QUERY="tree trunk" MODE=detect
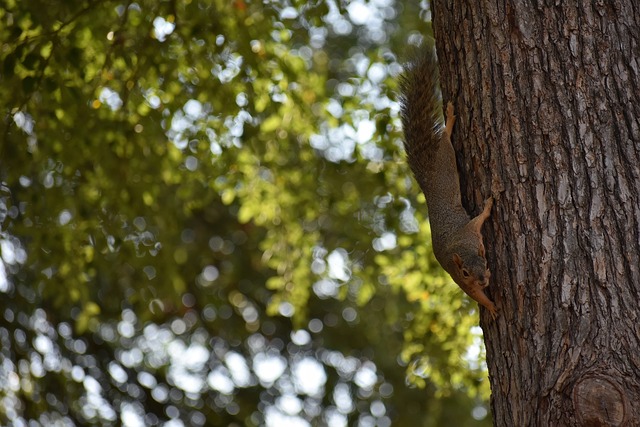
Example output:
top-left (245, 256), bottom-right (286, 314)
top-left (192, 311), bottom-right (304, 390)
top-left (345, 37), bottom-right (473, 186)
top-left (430, 1), bottom-right (640, 425)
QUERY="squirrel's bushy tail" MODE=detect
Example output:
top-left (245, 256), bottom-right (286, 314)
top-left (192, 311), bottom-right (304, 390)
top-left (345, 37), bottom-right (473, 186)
top-left (399, 47), bottom-right (443, 175)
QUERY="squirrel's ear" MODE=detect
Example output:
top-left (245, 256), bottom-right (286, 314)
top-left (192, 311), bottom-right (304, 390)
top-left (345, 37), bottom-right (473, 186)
top-left (478, 244), bottom-right (485, 258)
top-left (452, 253), bottom-right (463, 268)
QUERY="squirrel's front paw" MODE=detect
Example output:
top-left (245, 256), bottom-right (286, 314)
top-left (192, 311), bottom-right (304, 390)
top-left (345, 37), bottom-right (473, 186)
top-left (485, 302), bottom-right (498, 320)
top-left (484, 197), bottom-right (494, 210)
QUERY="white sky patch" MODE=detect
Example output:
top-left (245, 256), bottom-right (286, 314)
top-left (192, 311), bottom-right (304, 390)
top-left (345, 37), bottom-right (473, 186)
top-left (293, 357), bottom-right (326, 396)
top-left (137, 371), bottom-right (157, 389)
top-left (0, 239), bottom-right (16, 265)
top-left (264, 406), bottom-right (311, 427)
top-left (58, 209), bottom-right (72, 226)
top-left (347, 0), bottom-right (373, 25)
top-left (326, 99), bottom-right (343, 118)
top-left (121, 402), bottom-right (145, 427)
top-left (333, 383), bottom-right (354, 414)
top-left (354, 55), bottom-right (370, 77)
top-left (337, 82), bottom-right (355, 97)
top-left (331, 18), bottom-right (352, 35)
top-left (167, 342), bottom-right (210, 394)
top-left (71, 366), bottom-right (85, 382)
top-left (277, 394), bottom-right (303, 415)
top-left (170, 111), bottom-right (191, 134)
top-left (183, 99), bottom-right (203, 119)
top-left (355, 119), bottom-right (376, 143)
top-left (463, 326), bottom-right (486, 370)
top-left (207, 367), bottom-right (234, 394)
top-left (33, 335), bottom-right (53, 355)
top-left (366, 63), bottom-right (386, 83)
top-left (13, 111), bottom-right (34, 134)
top-left (225, 351), bottom-right (252, 387)
top-left (354, 362), bottom-right (377, 390)
top-left (327, 249), bottom-right (351, 282)
top-left (153, 17), bottom-right (175, 42)
top-left (170, 368), bottom-right (204, 394)
top-left (399, 204), bottom-right (419, 233)
top-left (99, 88), bottom-right (123, 111)
top-left (167, 337), bottom-right (186, 358)
top-left (278, 301), bottom-right (295, 318)
top-left (213, 53), bottom-right (243, 84)
top-left (372, 232), bottom-right (396, 252)
top-left (290, 330), bottom-right (310, 346)
top-left (253, 352), bottom-right (287, 385)
top-left (312, 278), bottom-right (338, 299)
top-left (472, 405), bottom-right (489, 420)
top-left (325, 409), bottom-right (348, 427)
top-left (117, 319), bottom-right (135, 339)
top-left (145, 91), bottom-right (161, 109)
top-left (311, 121), bottom-right (364, 162)
top-left (84, 376), bottom-right (117, 422)
top-left (202, 265), bottom-right (219, 282)
top-left (108, 362), bottom-right (128, 384)
top-left (371, 400), bottom-right (386, 417)
top-left (168, 99), bottom-right (213, 149)
top-left (182, 343), bottom-right (209, 371)
top-left (0, 260), bottom-right (8, 292)
top-left (280, 6), bottom-right (298, 19)
top-left (325, 352), bottom-right (359, 377)
top-left (119, 348), bottom-right (144, 368)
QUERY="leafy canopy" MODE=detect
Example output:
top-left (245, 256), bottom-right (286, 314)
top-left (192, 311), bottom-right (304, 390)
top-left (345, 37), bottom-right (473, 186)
top-left (0, 0), bottom-right (491, 425)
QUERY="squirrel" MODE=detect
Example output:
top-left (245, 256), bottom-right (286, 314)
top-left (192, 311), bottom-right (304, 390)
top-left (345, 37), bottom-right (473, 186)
top-left (399, 47), bottom-right (498, 320)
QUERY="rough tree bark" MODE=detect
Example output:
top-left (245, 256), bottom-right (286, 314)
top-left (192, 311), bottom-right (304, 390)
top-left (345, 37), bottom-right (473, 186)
top-left (430, 1), bottom-right (640, 425)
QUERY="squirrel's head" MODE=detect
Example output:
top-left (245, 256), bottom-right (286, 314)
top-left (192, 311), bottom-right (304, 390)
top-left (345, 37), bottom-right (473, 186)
top-left (452, 246), bottom-right (490, 288)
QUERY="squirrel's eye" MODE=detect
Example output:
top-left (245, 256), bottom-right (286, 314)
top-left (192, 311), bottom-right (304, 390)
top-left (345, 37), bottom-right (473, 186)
top-left (462, 270), bottom-right (470, 278)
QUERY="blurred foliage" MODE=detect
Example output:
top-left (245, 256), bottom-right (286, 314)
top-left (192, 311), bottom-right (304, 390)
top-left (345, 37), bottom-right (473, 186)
top-left (0, 0), bottom-right (491, 425)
